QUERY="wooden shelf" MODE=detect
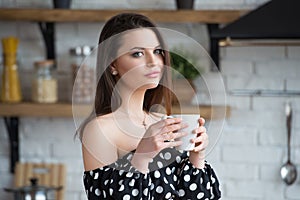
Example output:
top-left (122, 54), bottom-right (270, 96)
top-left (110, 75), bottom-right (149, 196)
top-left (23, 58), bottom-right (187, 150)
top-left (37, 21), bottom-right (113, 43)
top-left (0, 102), bottom-right (230, 119)
top-left (0, 8), bottom-right (247, 23)
top-left (0, 102), bottom-right (87, 117)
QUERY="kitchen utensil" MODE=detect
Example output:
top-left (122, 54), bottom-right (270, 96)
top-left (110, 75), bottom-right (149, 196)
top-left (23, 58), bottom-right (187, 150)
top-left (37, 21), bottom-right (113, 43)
top-left (280, 102), bottom-right (297, 185)
top-left (4, 177), bottom-right (62, 200)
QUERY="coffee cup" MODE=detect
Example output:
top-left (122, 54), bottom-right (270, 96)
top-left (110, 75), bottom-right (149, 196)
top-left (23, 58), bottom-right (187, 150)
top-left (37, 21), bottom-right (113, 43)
top-left (162, 114), bottom-right (199, 151)
top-left (174, 114), bottom-right (199, 151)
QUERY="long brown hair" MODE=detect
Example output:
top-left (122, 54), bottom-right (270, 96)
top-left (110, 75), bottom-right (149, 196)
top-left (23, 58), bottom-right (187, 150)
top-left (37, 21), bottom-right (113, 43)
top-left (77, 13), bottom-right (172, 139)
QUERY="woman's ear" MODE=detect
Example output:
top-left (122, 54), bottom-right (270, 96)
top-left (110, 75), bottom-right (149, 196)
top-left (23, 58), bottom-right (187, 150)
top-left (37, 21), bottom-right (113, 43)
top-left (110, 62), bottom-right (118, 76)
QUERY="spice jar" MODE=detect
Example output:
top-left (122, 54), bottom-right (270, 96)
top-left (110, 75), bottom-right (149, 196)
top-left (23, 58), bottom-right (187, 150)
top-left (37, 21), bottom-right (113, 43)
top-left (32, 60), bottom-right (58, 103)
top-left (70, 46), bottom-right (95, 104)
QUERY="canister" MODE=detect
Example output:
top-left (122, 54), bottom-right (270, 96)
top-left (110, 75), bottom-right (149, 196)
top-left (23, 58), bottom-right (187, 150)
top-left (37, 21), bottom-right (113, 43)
top-left (32, 60), bottom-right (58, 103)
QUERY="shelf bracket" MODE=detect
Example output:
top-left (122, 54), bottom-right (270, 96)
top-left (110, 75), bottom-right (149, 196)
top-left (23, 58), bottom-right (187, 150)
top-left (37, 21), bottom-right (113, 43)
top-left (38, 22), bottom-right (56, 61)
top-left (4, 117), bottom-right (19, 174)
top-left (207, 24), bottom-right (220, 71)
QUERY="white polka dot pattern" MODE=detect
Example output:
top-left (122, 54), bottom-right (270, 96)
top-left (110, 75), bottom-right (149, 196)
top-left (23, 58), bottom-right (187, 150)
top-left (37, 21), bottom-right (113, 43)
top-left (156, 186), bottom-right (163, 193)
top-left (197, 192), bottom-right (204, 199)
top-left (132, 189), bottom-right (139, 196)
top-left (184, 174), bottom-right (190, 182)
top-left (190, 183), bottom-right (197, 191)
top-left (83, 148), bottom-right (221, 199)
top-left (95, 189), bottom-right (100, 196)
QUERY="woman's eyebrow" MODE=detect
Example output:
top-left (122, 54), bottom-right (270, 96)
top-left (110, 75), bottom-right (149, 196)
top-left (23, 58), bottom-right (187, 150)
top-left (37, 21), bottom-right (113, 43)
top-left (129, 45), bottom-right (162, 51)
top-left (130, 47), bottom-right (145, 51)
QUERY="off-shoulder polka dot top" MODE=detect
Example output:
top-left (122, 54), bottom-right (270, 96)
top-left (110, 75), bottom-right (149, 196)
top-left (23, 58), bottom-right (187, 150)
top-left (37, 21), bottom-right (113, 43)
top-left (83, 148), bottom-right (221, 200)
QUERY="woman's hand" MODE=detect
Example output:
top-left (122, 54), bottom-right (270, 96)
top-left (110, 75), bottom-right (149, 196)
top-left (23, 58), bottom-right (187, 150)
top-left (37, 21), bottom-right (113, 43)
top-left (131, 117), bottom-right (188, 173)
top-left (189, 117), bottom-right (208, 169)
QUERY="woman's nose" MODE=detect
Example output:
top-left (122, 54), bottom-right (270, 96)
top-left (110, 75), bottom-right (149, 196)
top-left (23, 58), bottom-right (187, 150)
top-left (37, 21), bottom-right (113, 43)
top-left (146, 52), bottom-right (158, 68)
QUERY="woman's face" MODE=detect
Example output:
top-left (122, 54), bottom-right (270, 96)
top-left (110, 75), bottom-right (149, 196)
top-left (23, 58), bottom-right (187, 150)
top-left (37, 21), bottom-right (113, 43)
top-left (112, 28), bottom-right (165, 91)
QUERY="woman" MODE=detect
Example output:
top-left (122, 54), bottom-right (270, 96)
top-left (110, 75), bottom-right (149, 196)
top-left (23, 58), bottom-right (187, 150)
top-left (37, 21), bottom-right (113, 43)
top-left (79, 13), bottom-right (221, 199)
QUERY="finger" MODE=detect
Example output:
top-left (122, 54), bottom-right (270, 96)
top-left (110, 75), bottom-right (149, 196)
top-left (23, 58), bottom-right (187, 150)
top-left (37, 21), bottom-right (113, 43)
top-left (173, 131), bottom-right (188, 140)
top-left (191, 133), bottom-right (208, 144)
top-left (163, 140), bottom-right (183, 149)
top-left (193, 134), bottom-right (208, 150)
top-left (147, 118), bottom-right (182, 136)
top-left (161, 132), bottom-right (175, 142)
top-left (193, 139), bottom-right (208, 152)
top-left (192, 126), bottom-right (206, 134)
top-left (160, 122), bottom-right (188, 134)
top-left (193, 144), bottom-right (205, 152)
top-left (159, 117), bottom-right (182, 128)
top-left (198, 117), bottom-right (205, 126)
top-left (161, 131), bottom-right (188, 142)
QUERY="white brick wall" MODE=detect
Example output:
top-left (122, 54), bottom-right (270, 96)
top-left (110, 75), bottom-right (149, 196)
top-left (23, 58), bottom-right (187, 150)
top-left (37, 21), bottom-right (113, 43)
top-left (221, 43), bottom-right (300, 200)
top-left (1, 0), bottom-right (300, 200)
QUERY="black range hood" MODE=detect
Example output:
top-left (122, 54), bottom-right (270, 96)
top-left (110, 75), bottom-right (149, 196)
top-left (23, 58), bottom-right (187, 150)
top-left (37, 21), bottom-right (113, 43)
top-left (211, 0), bottom-right (300, 39)
top-left (208, 0), bottom-right (300, 70)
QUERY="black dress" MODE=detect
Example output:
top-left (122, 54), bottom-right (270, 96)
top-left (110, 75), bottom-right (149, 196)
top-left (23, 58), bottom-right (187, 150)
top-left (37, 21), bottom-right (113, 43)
top-left (83, 148), bottom-right (221, 200)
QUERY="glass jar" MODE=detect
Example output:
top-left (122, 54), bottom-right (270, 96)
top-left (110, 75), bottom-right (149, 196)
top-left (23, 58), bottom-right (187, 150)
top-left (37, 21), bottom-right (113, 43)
top-left (70, 46), bottom-right (95, 104)
top-left (32, 60), bottom-right (58, 103)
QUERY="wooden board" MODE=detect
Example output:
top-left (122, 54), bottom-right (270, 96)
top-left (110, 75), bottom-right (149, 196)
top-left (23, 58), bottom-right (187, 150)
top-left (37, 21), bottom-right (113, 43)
top-left (14, 162), bottom-right (66, 200)
top-left (0, 9), bottom-right (247, 23)
top-left (0, 102), bottom-right (230, 119)
top-left (0, 102), bottom-right (89, 117)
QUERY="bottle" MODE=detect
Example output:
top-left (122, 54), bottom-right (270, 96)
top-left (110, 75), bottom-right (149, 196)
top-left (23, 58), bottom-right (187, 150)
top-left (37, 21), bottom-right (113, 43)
top-left (32, 60), bottom-right (58, 103)
top-left (1, 37), bottom-right (22, 103)
top-left (70, 46), bottom-right (95, 104)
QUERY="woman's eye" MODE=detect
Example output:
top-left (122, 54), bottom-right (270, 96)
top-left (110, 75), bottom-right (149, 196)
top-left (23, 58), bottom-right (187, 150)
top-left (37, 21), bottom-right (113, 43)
top-left (154, 49), bottom-right (164, 56)
top-left (132, 52), bottom-right (144, 58)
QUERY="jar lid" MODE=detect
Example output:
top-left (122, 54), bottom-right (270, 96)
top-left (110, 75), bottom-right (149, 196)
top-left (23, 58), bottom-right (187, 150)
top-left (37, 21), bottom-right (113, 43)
top-left (69, 46), bottom-right (82, 56)
top-left (70, 46), bottom-right (93, 56)
top-left (34, 60), bottom-right (54, 68)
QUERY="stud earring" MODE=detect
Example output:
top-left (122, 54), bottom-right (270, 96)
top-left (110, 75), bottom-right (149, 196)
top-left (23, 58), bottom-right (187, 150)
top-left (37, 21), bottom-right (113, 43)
top-left (112, 71), bottom-right (118, 75)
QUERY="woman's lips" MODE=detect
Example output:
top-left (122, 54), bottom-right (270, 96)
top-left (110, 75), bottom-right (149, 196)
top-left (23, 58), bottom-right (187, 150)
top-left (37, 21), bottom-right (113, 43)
top-left (145, 71), bottom-right (161, 78)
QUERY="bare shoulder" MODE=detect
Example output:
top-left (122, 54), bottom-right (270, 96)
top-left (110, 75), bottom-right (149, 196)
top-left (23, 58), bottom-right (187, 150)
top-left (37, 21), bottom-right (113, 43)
top-left (82, 113), bottom-right (120, 151)
top-left (83, 113), bottom-right (116, 136)
top-left (82, 113), bottom-right (119, 170)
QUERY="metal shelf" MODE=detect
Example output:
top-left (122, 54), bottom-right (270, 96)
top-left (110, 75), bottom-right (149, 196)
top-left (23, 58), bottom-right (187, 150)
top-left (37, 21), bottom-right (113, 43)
top-left (229, 89), bottom-right (300, 97)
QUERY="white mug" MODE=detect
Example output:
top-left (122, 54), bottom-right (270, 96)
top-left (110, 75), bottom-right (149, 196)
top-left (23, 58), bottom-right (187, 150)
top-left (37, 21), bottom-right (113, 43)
top-left (162, 114), bottom-right (199, 151)
top-left (175, 114), bottom-right (199, 151)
